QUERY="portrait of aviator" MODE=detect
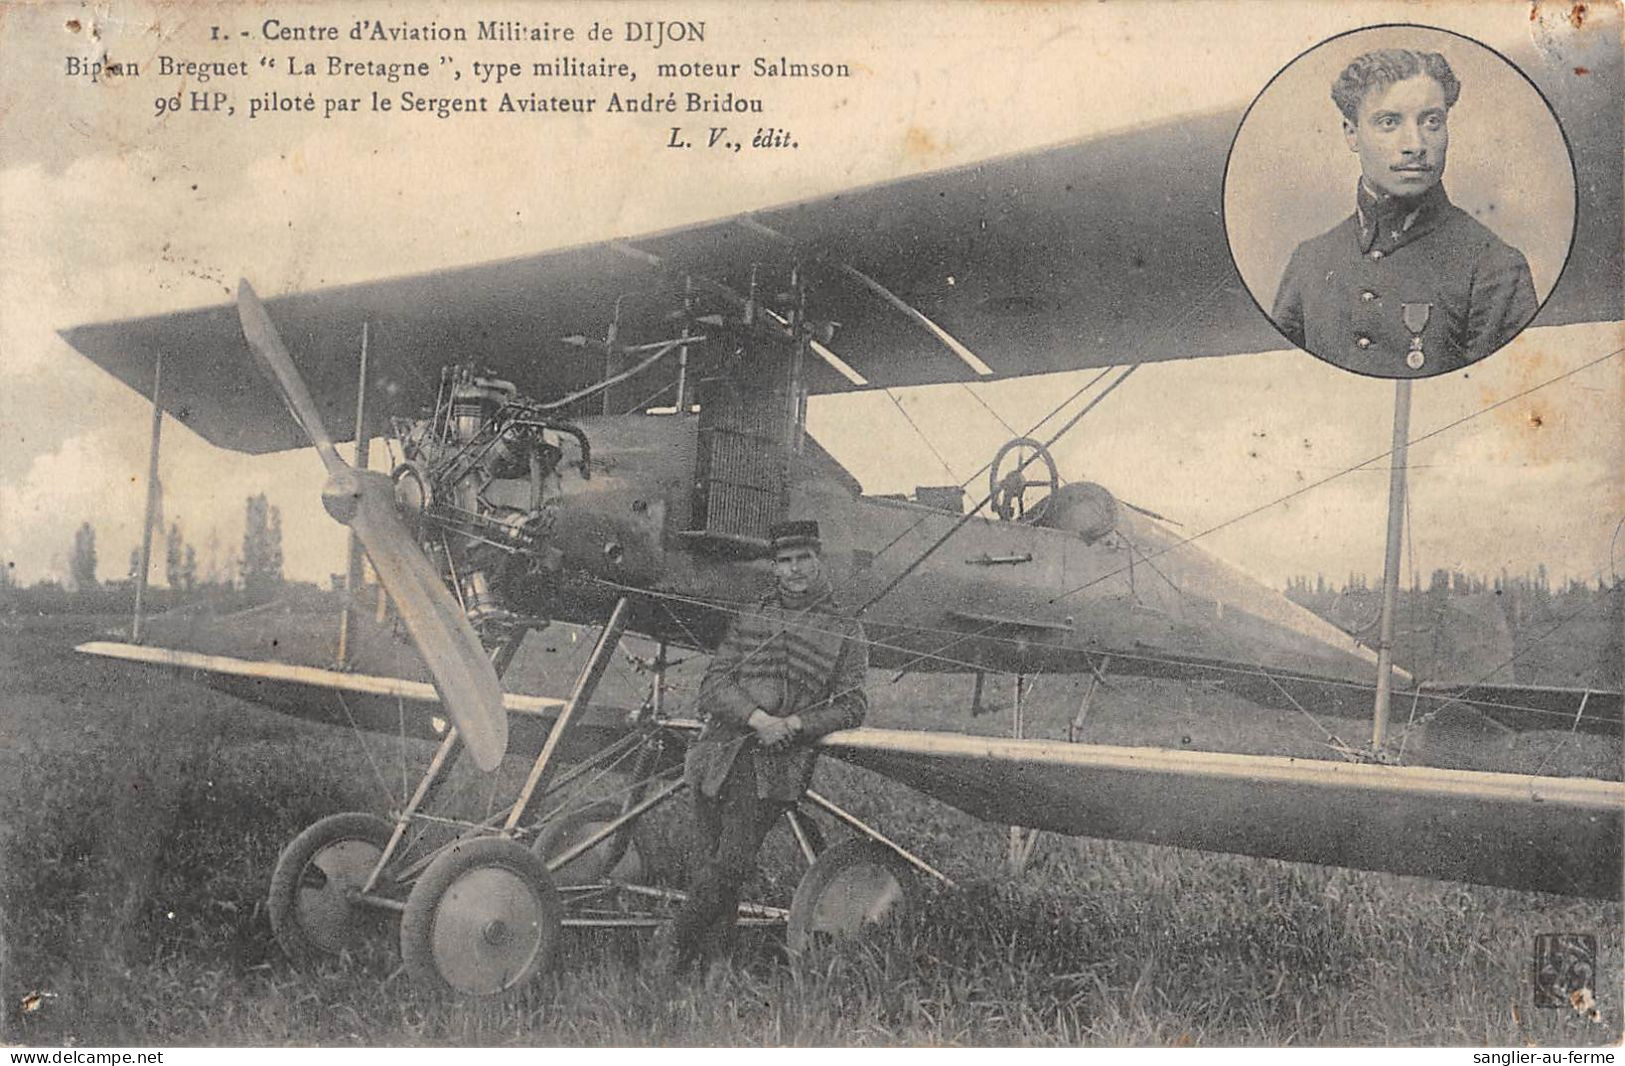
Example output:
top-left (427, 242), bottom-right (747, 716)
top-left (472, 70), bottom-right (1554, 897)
top-left (1226, 31), bottom-right (1574, 379)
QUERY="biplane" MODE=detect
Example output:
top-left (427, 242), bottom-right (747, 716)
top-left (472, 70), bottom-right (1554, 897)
top-left (58, 28), bottom-right (1623, 997)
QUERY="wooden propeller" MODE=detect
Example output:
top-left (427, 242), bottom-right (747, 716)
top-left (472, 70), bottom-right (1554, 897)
top-left (236, 280), bottom-right (509, 771)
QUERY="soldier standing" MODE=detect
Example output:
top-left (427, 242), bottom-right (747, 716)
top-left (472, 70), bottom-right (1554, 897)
top-left (660, 519), bottom-right (868, 973)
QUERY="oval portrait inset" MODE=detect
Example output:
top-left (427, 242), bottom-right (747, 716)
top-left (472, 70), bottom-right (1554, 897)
top-left (1224, 25), bottom-right (1575, 379)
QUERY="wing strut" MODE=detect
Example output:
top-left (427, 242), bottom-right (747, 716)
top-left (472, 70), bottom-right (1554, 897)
top-left (1371, 379), bottom-right (1414, 748)
top-left (131, 350), bottom-right (164, 643)
top-left (608, 241), bottom-right (868, 386)
top-left (738, 217), bottom-right (994, 377)
top-left (336, 321), bottom-right (370, 668)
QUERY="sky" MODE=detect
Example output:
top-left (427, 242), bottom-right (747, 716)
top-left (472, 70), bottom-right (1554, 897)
top-left (1, 0), bottom-right (1620, 592)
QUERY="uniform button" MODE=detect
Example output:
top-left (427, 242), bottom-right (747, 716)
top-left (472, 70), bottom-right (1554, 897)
top-left (1360, 290), bottom-right (1376, 302)
top-left (1369, 249), bottom-right (1384, 260)
top-left (1356, 336), bottom-right (1372, 349)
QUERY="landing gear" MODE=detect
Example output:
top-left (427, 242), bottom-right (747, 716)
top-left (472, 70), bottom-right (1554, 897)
top-left (266, 812), bottom-right (394, 963)
top-left (531, 800), bottom-right (653, 886)
top-left (267, 595), bottom-right (943, 996)
top-left (786, 839), bottom-right (921, 956)
top-left (989, 437), bottom-right (1060, 521)
top-left (400, 837), bottom-right (563, 996)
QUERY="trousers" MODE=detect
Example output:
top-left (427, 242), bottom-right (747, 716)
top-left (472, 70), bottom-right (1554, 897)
top-left (667, 750), bottom-right (791, 967)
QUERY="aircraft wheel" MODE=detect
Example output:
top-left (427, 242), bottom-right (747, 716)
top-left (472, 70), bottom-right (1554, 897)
top-left (530, 801), bottom-right (652, 886)
top-left (267, 812), bottom-right (394, 965)
top-left (400, 837), bottom-right (562, 996)
top-left (786, 838), bottom-right (920, 956)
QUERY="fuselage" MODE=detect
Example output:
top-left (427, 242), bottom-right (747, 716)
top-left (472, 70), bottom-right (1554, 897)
top-left (529, 412), bottom-right (1383, 690)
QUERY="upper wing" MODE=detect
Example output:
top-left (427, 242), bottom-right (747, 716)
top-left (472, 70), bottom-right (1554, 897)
top-left (56, 42), bottom-right (1623, 455)
top-left (59, 109), bottom-right (1261, 456)
top-left (824, 727), bottom-right (1624, 899)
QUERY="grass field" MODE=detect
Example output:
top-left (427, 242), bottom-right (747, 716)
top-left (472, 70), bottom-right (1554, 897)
top-left (0, 613), bottom-right (1619, 1047)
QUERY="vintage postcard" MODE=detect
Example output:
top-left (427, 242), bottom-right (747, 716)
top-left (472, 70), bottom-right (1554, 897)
top-left (1, 0), bottom-right (1620, 1051)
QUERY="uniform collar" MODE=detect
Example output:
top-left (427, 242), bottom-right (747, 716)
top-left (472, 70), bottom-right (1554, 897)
top-left (1355, 179), bottom-right (1449, 254)
top-left (773, 575), bottom-right (835, 612)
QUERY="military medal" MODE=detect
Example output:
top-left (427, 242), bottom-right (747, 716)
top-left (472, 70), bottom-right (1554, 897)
top-left (1401, 302), bottom-right (1432, 370)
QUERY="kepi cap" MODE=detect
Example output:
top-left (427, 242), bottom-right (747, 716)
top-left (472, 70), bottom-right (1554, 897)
top-left (769, 519), bottom-right (821, 552)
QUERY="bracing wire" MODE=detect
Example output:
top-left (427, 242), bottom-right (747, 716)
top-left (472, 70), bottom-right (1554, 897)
top-left (901, 346), bottom-right (1625, 672)
top-left (849, 365), bottom-right (1118, 579)
top-left (579, 573), bottom-right (1609, 731)
top-left (566, 344), bottom-right (1625, 736)
top-left (886, 390), bottom-right (960, 482)
top-left (859, 364), bottom-right (1139, 613)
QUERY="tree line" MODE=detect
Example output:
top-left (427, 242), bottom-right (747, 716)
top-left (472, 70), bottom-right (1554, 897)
top-left (1285, 568), bottom-right (1622, 689)
top-left (2, 494), bottom-right (288, 611)
top-left (1285, 564), bottom-right (1609, 601)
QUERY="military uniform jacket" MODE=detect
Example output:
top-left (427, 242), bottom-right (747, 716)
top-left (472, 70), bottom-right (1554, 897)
top-left (1271, 183), bottom-right (1537, 376)
top-left (684, 587), bottom-right (868, 802)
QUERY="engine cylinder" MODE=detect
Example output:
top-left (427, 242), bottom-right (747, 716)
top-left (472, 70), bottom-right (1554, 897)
top-left (450, 377), bottom-right (518, 442)
top-left (459, 568), bottom-right (505, 624)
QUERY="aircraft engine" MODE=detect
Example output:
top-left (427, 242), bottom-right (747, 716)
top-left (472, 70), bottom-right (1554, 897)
top-left (1036, 481), bottom-right (1118, 543)
top-left (388, 365), bottom-right (587, 632)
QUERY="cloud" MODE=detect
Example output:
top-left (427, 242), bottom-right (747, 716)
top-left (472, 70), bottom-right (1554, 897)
top-left (0, 412), bottom-right (344, 586)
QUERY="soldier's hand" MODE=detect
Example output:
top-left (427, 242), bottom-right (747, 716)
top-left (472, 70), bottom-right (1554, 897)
top-left (770, 715), bottom-right (805, 750)
top-left (748, 710), bottom-right (795, 749)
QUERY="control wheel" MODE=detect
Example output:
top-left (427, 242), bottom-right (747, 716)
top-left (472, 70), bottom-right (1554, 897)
top-left (989, 437), bottom-right (1060, 521)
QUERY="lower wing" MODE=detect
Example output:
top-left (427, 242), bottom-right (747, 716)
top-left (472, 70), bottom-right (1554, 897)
top-left (78, 640), bottom-right (1622, 898)
top-left (823, 727), bottom-right (1623, 899)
